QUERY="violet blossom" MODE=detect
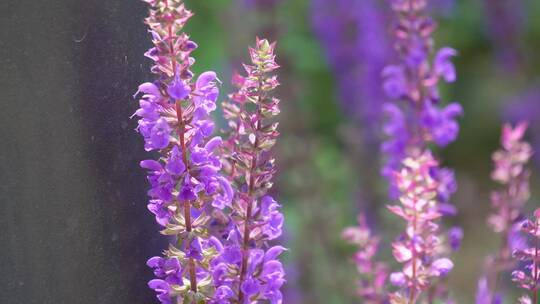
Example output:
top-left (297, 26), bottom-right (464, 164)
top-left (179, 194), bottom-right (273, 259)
top-left (512, 209), bottom-right (540, 304)
top-left (311, 0), bottom-right (391, 145)
top-left (342, 215), bottom-right (389, 303)
top-left (505, 85), bottom-right (540, 168)
top-left (477, 122), bottom-right (533, 304)
top-left (382, 0), bottom-right (463, 200)
top-left (382, 1), bottom-right (462, 302)
top-left (133, 1), bottom-right (232, 303)
top-left (212, 38), bottom-right (285, 304)
top-left (387, 152), bottom-right (454, 303)
top-left (482, 0), bottom-right (525, 71)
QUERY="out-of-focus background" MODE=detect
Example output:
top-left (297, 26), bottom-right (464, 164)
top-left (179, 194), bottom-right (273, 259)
top-left (1, 0), bottom-right (540, 303)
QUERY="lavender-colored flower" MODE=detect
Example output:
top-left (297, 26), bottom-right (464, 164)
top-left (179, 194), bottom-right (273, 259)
top-left (482, 0), bottom-right (525, 71)
top-left (381, 0), bottom-right (462, 201)
top-left (382, 2), bottom-right (462, 302)
top-left (448, 227), bottom-right (463, 251)
top-left (213, 38), bottom-right (285, 304)
top-left (311, 0), bottom-right (391, 144)
top-left (512, 209), bottom-right (540, 303)
top-left (387, 151), bottom-right (454, 303)
top-left (133, 1), bottom-right (232, 302)
top-left (504, 87), bottom-right (540, 167)
top-left (477, 122), bottom-right (533, 303)
top-left (489, 123), bottom-right (532, 231)
top-left (342, 215), bottom-right (389, 303)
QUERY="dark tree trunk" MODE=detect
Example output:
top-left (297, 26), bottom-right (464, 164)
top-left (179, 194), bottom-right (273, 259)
top-left (0, 1), bottom-right (164, 303)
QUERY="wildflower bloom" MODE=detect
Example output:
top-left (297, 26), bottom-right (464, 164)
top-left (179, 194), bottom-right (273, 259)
top-left (133, 0), bottom-right (231, 302)
top-left (212, 38), bottom-right (285, 304)
top-left (488, 122), bottom-right (532, 234)
top-left (311, 0), bottom-right (391, 144)
top-left (512, 209), bottom-right (540, 304)
top-left (387, 151), bottom-right (453, 303)
top-left (382, 0), bottom-right (463, 199)
top-left (505, 87), bottom-right (540, 167)
top-left (476, 122), bottom-right (532, 304)
top-left (342, 215), bottom-right (389, 303)
top-left (382, 1), bottom-right (461, 302)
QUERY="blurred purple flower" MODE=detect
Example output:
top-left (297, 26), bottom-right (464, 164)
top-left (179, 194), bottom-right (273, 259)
top-left (381, 0), bottom-right (462, 202)
top-left (312, 0), bottom-right (392, 144)
top-left (512, 209), bottom-right (540, 302)
top-left (381, 1), bottom-right (462, 301)
top-left (478, 122), bottom-right (533, 304)
top-left (504, 85), bottom-right (540, 167)
top-left (343, 214), bottom-right (389, 303)
top-left (421, 101), bottom-right (463, 147)
top-left (448, 227), bottom-right (463, 251)
top-left (482, 0), bottom-right (525, 71)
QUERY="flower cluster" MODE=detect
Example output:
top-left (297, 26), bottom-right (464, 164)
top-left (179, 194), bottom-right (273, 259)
top-left (512, 209), bottom-right (540, 304)
top-left (311, 0), bottom-right (391, 144)
top-left (210, 38), bottom-right (285, 304)
top-left (476, 122), bottom-right (532, 304)
top-left (488, 122), bottom-right (532, 235)
top-left (505, 87), bottom-right (540, 170)
top-left (483, 0), bottom-right (524, 71)
top-left (381, 1), bottom-right (462, 302)
top-left (381, 0), bottom-right (462, 201)
top-left (342, 215), bottom-right (389, 303)
top-left (133, 0), bottom-right (232, 303)
top-left (387, 152), bottom-right (454, 303)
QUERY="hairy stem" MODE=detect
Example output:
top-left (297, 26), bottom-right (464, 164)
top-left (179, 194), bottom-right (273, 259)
top-left (166, 0), bottom-right (196, 293)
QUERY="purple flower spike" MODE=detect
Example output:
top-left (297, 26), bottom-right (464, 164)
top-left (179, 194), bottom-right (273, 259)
top-left (477, 122), bottom-right (533, 303)
top-left (343, 214), bottom-right (389, 303)
top-left (133, 1), bottom-right (232, 302)
top-left (512, 209), bottom-right (540, 303)
top-left (387, 152), bottom-right (456, 301)
top-left (213, 38), bottom-right (286, 304)
top-left (311, 0), bottom-right (392, 146)
top-left (381, 2), bottom-right (463, 301)
top-left (381, 0), bottom-right (463, 203)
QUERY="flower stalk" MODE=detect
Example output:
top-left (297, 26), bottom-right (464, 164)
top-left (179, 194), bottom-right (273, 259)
top-left (133, 0), bottom-right (233, 303)
top-left (477, 122), bottom-right (532, 303)
top-left (211, 38), bottom-right (285, 304)
top-left (342, 215), bottom-right (389, 303)
top-left (382, 1), bottom-right (462, 302)
top-left (512, 209), bottom-right (540, 304)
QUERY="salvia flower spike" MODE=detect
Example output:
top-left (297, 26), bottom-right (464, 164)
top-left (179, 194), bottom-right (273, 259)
top-left (383, 1), bottom-right (461, 302)
top-left (512, 209), bottom-right (540, 304)
top-left (477, 122), bottom-right (532, 303)
top-left (133, 0), bottom-right (232, 303)
top-left (387, 151), bottom-right (453, 303)
top-left (382, 0), bottom-right (462, 201)
top-left (342, 215), bottom-right (389, 303)
top-left (212, 38), bottom-right (285, 304)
